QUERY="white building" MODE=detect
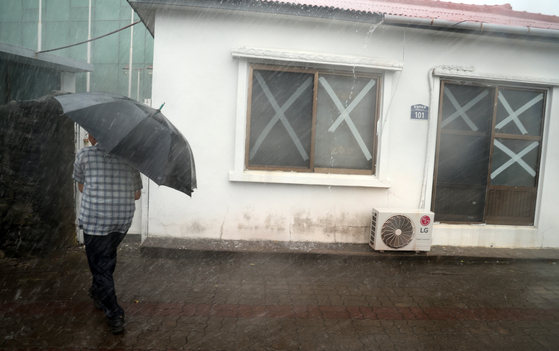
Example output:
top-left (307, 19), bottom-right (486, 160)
top-left (127, 0), bottom-right (559, 249)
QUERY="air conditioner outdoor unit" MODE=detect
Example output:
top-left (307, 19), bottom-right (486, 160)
top-left (369, 208), bottom-right (434, 252)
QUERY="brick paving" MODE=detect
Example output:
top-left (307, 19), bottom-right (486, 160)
top-left (2, 237), bottom-right (559, 350)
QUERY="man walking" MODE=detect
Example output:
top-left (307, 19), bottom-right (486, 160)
top-left (73, 134), bottom-right (142, 335)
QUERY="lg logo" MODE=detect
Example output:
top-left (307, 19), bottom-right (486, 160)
top-left (420, 216), bottom-right (431, 234)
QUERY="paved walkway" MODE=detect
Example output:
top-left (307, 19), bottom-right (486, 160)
top-left (2, 236), bottom-right (559, 350)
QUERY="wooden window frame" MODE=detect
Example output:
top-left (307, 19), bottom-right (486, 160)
top-left (245, 64), bottom-right (381, 176)
top-left (432, 80), bottom-right (547, 226)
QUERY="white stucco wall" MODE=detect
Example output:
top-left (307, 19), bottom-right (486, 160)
top-left (146, 7), bottom-right (559, 248)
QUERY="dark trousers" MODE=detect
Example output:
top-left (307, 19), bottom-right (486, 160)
top-left (84, 231), bottom-right (127, 319)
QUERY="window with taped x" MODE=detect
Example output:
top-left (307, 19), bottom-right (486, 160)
top-left (246, 64), bottom-right (380, 176)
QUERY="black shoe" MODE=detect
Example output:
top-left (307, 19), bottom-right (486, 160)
top-left (106, 315), bottom-right (125, 335)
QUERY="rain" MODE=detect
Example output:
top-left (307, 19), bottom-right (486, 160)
top-left (1, 0), bottom-right (559, 350)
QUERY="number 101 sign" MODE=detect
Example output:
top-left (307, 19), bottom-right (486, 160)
top-left (411, 104), bottom-right (429, 120)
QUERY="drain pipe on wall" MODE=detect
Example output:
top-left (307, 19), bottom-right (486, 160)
top-left (418, 68), bottom-right (437, 210)
top-left (37, 0), bottom-right (42, 52)
top-left (128, 9), bottom-right (134, 98)
top-left (86, 0), bottom-right (92, 92)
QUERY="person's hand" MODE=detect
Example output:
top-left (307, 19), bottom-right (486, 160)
top-left (135, 190), bottom-right (141, 200)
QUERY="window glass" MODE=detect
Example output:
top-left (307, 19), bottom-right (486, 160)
top-left (434, 130), bottom-right (491, 223)
top-left (490, 138), bottom-right (540, 187)
top-left (248, 69), bottom-right (314, 168)
top-left (434, 84), bottom-right (493, 222)
top-left (437, 134), bottom-right (490, 185)
top-left (246, 66), bottom-right (380, 174)
top-left (440, 84), bottom-right (493, 133)
top-left (496, 89), bottom-right (544, 136)
top-left (314, 75), bottom-right (377, 171)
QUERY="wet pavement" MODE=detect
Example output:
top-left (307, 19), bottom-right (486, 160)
top-left (2, 235), bottom-right (559, 351)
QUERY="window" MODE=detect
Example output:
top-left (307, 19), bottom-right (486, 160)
top-left (246, 65), bottom-right (380, 175)
top-left (432, 81), bottom-right (546, 225)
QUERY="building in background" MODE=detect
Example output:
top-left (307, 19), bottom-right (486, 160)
top-left (0, 41), bottom-right (92, 104)
top-left (0, 0), bottom-right (153, 103)
top-left (0, 0), bottom-right (154, 242)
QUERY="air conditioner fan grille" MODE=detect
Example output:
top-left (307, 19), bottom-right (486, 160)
top-left (381, 214), bottom-right (414, 249)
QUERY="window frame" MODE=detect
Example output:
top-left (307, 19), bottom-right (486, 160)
top-left (230, 48), bottom-right (403, 188)
top-left (245, 63), bottom-right (382, 176)
top-left (432, 79), bottom-right (547, 225)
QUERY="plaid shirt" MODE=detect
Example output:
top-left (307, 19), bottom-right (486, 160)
top-left (73, 144), bottom-right (143, 236)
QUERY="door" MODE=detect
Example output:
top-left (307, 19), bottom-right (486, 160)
top-left (432, 81), bottom-right (546, 225)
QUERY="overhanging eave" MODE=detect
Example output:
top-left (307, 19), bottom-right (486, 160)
top-left (0, 42), bottom-right (94, 73)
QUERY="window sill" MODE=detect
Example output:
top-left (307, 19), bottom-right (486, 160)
top-left (229, 170), bottom-right (391, 188)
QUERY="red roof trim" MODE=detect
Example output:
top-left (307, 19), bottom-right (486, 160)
top-left (262, 0), bottom-right (559, 29)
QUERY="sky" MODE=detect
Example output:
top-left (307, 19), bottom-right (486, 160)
top-left (446, 0), bottom-right (559, 16)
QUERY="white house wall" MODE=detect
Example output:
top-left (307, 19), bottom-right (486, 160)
top-left (148, 7), bottom-right (559, 248)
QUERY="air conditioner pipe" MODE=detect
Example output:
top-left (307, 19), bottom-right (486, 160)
top-left (383, 15), bottom-right (559, 39)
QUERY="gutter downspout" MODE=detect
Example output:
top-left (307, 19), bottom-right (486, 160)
top-left (383, 15), bottom-right (559, 39)
top-left (419, 68), bottom-right (437, 210)
top-left (128, 9), bottom-right (134, 98)
top-left (37, 0), bottom-right (42, 52)
top-left (86, 0), bottom-right (91, 92)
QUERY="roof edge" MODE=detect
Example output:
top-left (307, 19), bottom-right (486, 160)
top-left (373, 0), bottom-right (559, 22)
top-left (127, 0), bottom-right (383, 36)
top-left (127, 0), bottom-right (559, 40)
top-left (0, 42), bottom-right (94, 73)
top-left (128, 0), bottom-right (156, 37)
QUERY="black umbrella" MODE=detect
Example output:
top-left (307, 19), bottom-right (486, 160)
top-left (54, 92), bottom-right (196, 196)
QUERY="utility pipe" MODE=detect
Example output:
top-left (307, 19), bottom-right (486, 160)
top-left (37, 0), bottom-right (42, 51)
top-left (128, 9), bottom-right (134, 98)
top-left (383, 15), bottom-right (559, 39)
top-left (86, 0), bottom-right (91, 92)
top-left (418, 68), bottom-right (438, 210)
top-left (137, 70), bottom-right (140, 101)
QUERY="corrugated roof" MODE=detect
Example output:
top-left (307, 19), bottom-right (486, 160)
top-left (262, 0), bottom-right (559, 30)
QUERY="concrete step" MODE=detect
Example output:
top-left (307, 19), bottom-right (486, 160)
top-left (139, 236), bottom-right (559, 263)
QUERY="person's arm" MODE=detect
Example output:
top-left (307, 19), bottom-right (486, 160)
top-left (132, 170), bottom-right (143, 201)
top-left (73, 149), bottom-right (85, 191)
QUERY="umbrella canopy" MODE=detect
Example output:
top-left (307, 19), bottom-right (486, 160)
top-left (54, 92), bottom-right (196, 196)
